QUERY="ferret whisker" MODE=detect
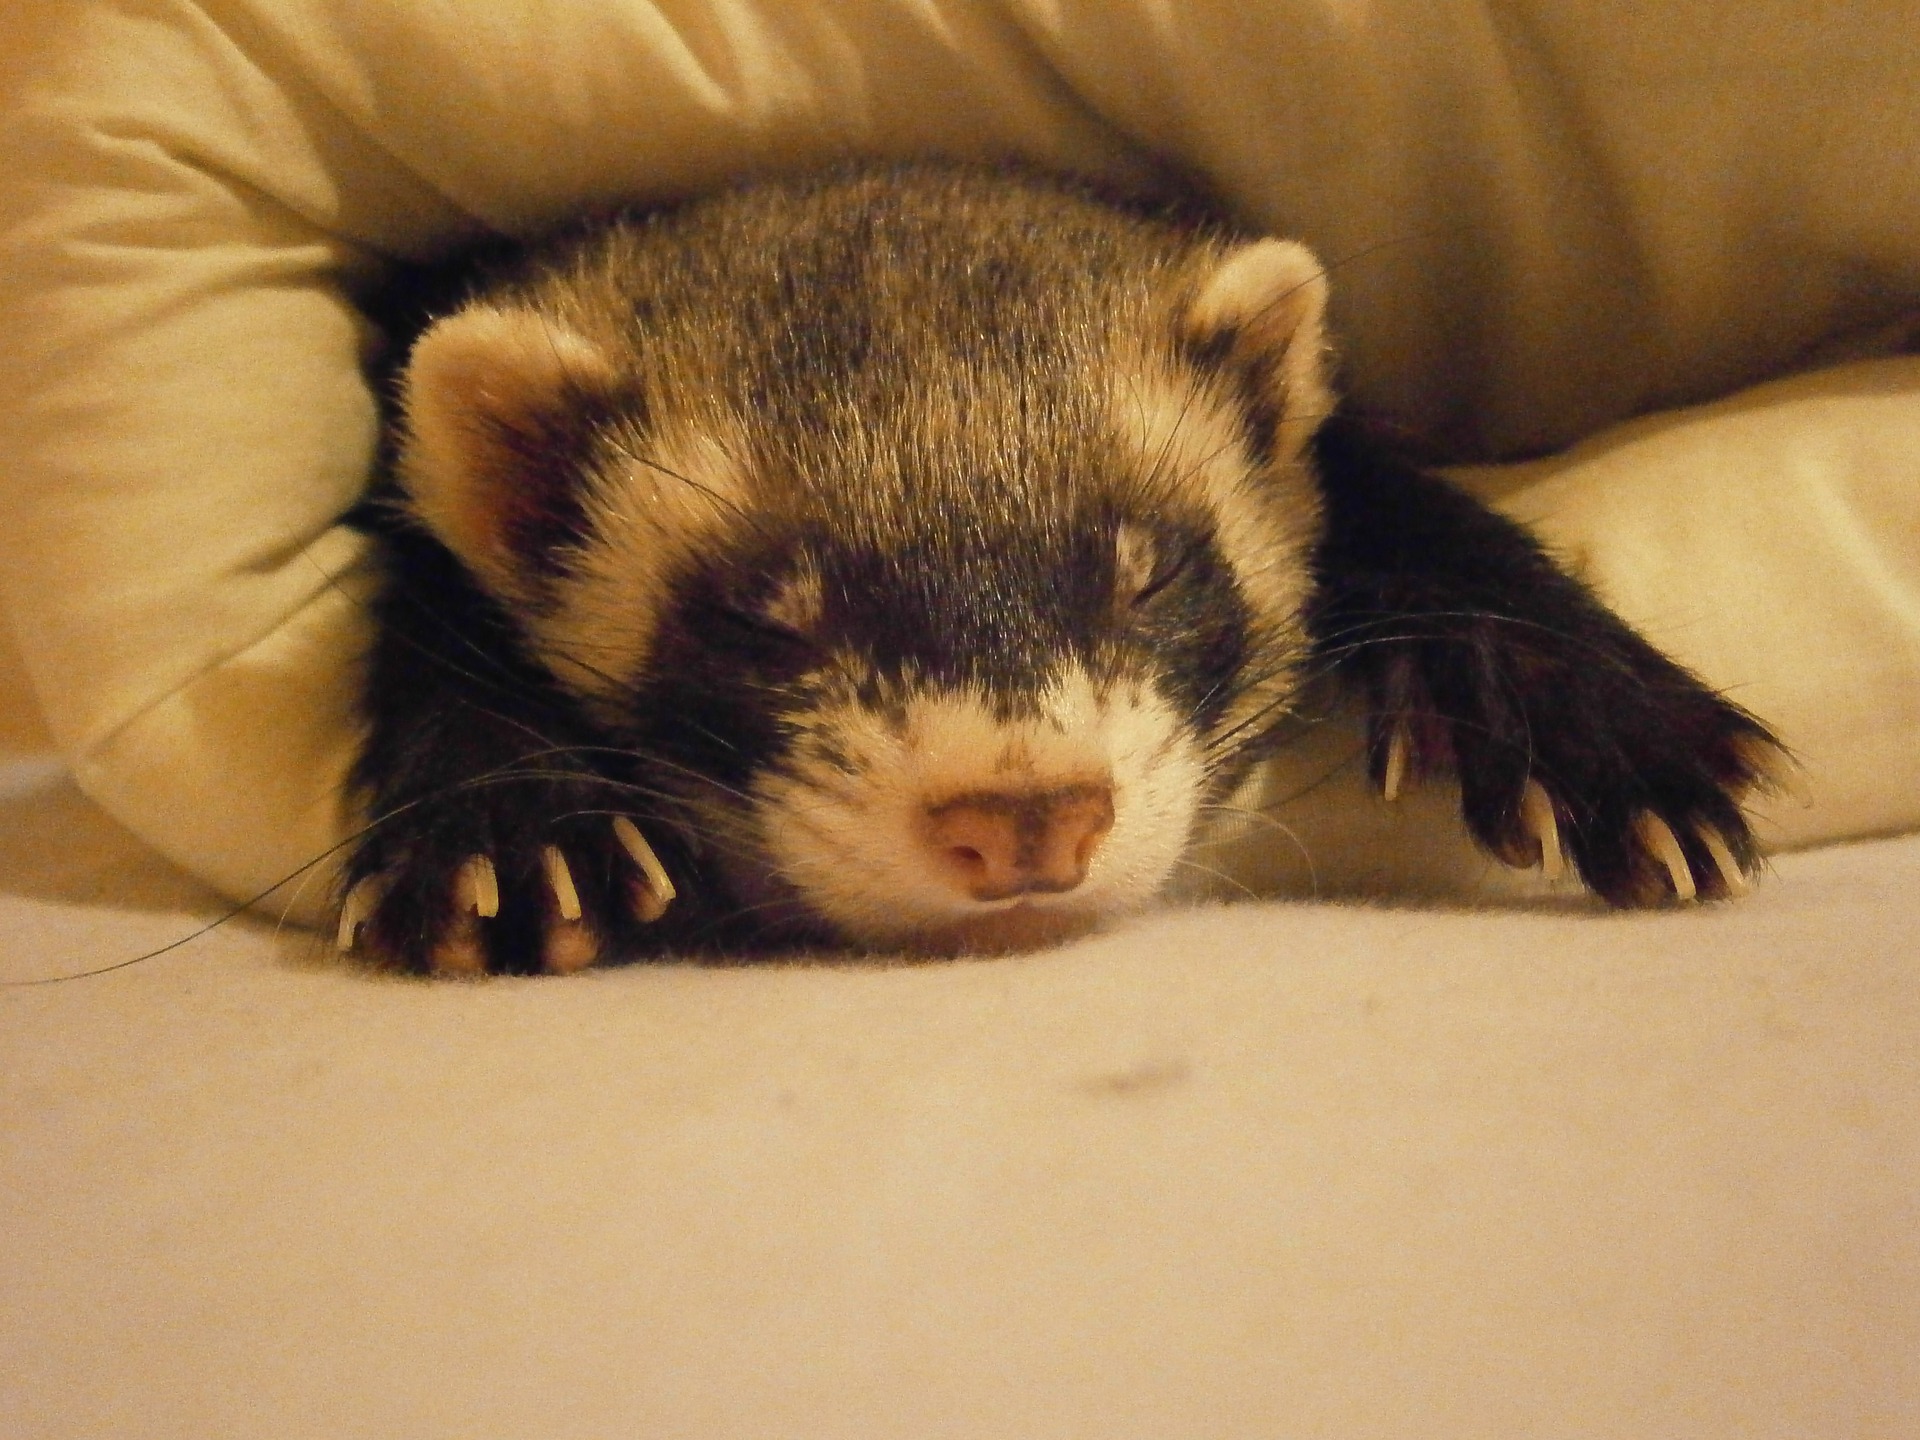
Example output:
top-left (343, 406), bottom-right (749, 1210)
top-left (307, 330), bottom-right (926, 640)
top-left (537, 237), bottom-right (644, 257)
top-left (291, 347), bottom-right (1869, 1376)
top-left (1205, 690), bottom-right (1573, 791)
top-left (1165, 854), bottom-right (1263, 901)
top-left (1133, 365), bottom-right (1204, 500)
top-left (1201, 678), bottom-right (1318, 755)
top-left (1233, 225), bottom-right (1471, 345)
top-left (298, 545), bottom-right (553, 711)
top-left (1161, 421), bottom-right (1249, 496)
top-left (394, 608), bottom-right (547, 697)
top-left (1206, 745), bottom-right (1377, 823)
top-left (1188, 802), bottom-right (1321, 894)
top-left (603, 435), bottom-right (786, 554)
top-left (1192, 649), bottom-right (1309, 724)
top-left (448, 705), bottom-right (595, 758)
top-left (540, 648), bottom-right (639, 697)
top-left (445, 734), bottom-right (765, 810)
top-left (1305, 608), bottom-right (1668, 680)
top-left (3, 800), bottom-right (433, 986)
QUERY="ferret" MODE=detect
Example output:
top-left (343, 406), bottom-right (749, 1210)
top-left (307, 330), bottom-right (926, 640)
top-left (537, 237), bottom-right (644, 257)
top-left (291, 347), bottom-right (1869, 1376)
top-left (339, 162), bottom-right (1778, 975)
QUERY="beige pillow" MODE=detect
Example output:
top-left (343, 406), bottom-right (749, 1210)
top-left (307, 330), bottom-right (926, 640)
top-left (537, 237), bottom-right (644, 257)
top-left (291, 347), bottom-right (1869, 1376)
top-left (1, 0), bottom-right (1915, 921)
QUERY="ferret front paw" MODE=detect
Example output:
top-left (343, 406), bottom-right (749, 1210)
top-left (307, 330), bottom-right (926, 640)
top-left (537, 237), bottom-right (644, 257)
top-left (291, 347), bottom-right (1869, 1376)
top-left (1366, 642), bottom-right (1782, 906)
top-left (338, 807), bottom-right (677, 976)
top-left (1309, 421), bottom-right (1785, 907)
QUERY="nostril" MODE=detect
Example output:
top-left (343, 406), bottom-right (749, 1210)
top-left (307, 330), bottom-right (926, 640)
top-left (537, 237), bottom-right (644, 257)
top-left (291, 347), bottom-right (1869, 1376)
top-left (1036, 787), bottom-right (1115, 893)
top-left (922, 782), bottom-right (1114, 902)
top-left (947, 844), bottom-right (987, 876)
top-left (923, 804), bottom-right (1024, 900)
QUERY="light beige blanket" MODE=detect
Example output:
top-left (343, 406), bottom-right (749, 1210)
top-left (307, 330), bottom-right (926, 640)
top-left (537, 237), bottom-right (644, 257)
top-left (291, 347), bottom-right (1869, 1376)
top-left (2, 722), bottom-right (1915, 1435)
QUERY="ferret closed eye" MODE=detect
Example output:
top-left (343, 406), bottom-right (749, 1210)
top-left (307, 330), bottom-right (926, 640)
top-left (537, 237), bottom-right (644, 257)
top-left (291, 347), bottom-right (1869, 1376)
top-left (340, 162), bottom-right (1780, 975)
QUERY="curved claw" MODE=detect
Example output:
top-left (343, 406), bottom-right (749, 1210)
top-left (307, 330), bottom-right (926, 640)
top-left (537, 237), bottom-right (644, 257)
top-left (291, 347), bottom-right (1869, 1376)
top-left (1699, 827), bottom-right (1750, 897)
top-left (336, 877), bottom-right (379, 952)
top-left (459, 854), bottom-right (500, 918)
top-left (542, 846), bottom-right (582, 922)
top-left (612, 816), bottom-right (676, 923)
top-left (1381, 725), bottom-right (1410, 803)
top-left (1518, 780), bottom-right (1566, 882)
top-left (1634, 813), bottom-right (1696, 903)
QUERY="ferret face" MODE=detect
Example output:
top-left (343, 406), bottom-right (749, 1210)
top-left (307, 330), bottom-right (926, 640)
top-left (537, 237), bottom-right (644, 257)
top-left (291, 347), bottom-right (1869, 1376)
top-left (395, 168), bottom-right (1333, 952)
top-left (631, 498), bottom-right (1252, 951)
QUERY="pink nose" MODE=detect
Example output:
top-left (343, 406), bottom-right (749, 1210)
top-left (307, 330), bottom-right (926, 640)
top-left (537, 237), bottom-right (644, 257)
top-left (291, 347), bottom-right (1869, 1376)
top-left (923, 783), bottom-right (1116, 902)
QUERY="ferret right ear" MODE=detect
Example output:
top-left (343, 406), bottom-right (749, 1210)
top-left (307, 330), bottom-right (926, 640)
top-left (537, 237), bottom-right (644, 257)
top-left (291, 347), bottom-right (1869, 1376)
top-left (398, 305), bottom-right (622, 604)
top-left (1183, 239), bottom-right (1334, 466)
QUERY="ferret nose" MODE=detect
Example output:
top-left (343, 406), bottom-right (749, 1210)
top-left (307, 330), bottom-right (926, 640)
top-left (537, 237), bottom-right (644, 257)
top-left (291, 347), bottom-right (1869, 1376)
top-left (923, 783), bottom-right (1115, 902)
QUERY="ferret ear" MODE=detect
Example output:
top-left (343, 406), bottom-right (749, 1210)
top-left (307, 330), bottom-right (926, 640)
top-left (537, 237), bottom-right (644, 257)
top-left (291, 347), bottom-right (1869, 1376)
top-left (1183, 239), bottom-right (1334, 465)
top-left (398, 304), bottom-right (622, 603)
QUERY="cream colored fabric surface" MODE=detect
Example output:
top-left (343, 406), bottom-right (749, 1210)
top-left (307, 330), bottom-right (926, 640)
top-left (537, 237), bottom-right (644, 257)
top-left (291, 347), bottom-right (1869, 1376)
top-left (2, 748), bottom-right (1916, 1437)
top-left (0, 0), bottom-right (1918, 920)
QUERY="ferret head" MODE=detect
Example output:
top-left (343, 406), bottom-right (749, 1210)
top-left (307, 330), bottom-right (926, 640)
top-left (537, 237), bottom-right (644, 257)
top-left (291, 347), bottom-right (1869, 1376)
top-left (395, 169), bottom-right (1331, 952)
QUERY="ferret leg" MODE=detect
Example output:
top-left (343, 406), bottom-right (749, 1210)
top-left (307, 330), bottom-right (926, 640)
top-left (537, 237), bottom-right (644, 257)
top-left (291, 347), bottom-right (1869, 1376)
top-left (343, 520), bottom-right (685, 973)
top-left (1308, 415), bottom-right (1780, 906)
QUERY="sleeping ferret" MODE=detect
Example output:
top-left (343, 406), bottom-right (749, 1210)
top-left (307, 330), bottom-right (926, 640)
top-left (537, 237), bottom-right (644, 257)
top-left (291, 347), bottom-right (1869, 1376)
top-left (338, 162), bottom-right (1779, 974)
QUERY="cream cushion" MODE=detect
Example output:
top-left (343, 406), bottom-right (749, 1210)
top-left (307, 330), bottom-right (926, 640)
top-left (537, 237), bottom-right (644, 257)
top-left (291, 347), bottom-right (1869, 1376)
top-left (0, 0), bottom-right (1916, 920)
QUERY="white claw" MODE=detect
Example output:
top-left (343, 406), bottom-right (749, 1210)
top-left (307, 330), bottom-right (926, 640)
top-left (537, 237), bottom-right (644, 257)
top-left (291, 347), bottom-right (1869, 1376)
top-left (336, 877), bottom-right (378, 952)
top-left (1700, 827), bottom-right (1750, 897)
top-left (1382, 726), bottom-right (1409, 803)
top-left (612, 816), bottom-right (677, 922)
top-left (1635, 814), bottom-right (1696, 902)
top-left (1520, 780), bottom-right (1566, 881)
top-left (542, 846), bottom-right (583, 922)
top-left (457, 855), bottom-right (500, 918)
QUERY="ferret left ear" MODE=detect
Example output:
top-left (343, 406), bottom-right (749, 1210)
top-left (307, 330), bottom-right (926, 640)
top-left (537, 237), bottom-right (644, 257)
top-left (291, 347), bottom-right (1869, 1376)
top-left (1184, 239), bottom-right (1334, 464)
top-left (398, 304), bottom-right (622, 605)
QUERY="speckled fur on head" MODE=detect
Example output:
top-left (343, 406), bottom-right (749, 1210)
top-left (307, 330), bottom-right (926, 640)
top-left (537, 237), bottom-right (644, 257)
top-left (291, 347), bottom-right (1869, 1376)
top-left (391, 164), bottom-right (1331, 952)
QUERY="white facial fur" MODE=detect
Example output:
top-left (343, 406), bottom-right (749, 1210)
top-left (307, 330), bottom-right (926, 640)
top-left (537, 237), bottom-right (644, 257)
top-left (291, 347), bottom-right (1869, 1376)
top-left (743, 662), bottom-right (1204, 951)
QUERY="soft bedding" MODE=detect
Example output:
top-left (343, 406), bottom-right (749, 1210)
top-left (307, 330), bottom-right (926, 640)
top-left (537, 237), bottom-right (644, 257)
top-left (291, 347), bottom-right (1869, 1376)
top-left (2, 722), bottom-right (1916, 1435)
top-left (1, 0), bottom-right (1918, 916)
top-left (2, 2), bottom-right (1918, 1433)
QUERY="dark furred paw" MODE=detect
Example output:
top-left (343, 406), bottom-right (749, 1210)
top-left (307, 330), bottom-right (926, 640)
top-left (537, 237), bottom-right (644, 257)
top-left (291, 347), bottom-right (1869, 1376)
top-left (339, 514), bottom-right (683, 974)
top-left (1358, 637), bottom-right (1776, 906)
top-left (1311, 416), bottom-right (1783, 906)
top-left (338, 779), bottom-right (677, 976)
